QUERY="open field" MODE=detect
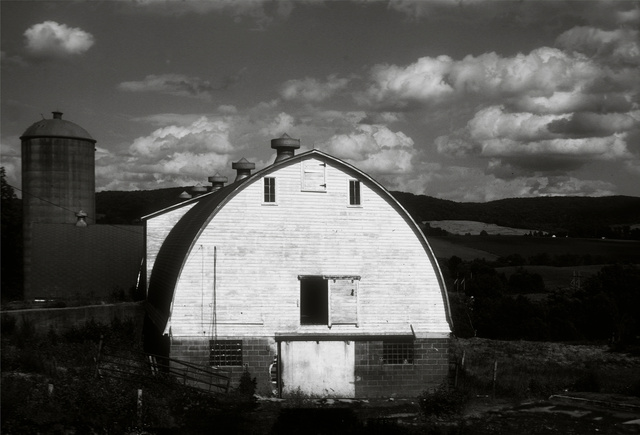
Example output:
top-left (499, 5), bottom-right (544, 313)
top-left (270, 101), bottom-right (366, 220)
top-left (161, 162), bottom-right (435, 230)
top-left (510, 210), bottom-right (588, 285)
top-left (428, 235), bottom-right (640, 263)
top-left (427, 220), bottom-right (532, 236)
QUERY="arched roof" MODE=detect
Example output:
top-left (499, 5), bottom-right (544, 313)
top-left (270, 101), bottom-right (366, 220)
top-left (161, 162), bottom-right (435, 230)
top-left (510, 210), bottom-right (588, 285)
top-left (145, 149), bottom-right (452, 332)
top-left (21, 112), bottom-right (95, 143)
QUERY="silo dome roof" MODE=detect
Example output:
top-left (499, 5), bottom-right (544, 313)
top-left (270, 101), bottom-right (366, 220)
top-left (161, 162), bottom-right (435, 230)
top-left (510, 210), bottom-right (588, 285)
top-left (20, 111), bottom-right (96, 143)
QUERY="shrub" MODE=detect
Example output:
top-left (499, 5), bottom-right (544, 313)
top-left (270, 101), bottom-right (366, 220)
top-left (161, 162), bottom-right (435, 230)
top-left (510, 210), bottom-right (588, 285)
top-left (418, 384), bottom-right (468, 418)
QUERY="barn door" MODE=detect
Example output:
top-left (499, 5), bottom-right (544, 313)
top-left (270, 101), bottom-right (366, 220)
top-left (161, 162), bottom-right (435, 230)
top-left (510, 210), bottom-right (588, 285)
top-left (281, 341), bottom-right (355, 398)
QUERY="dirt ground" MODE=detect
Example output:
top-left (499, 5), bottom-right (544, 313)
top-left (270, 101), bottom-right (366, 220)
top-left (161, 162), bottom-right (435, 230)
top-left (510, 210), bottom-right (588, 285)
top-left (200, 393), bottom-right (640, 435)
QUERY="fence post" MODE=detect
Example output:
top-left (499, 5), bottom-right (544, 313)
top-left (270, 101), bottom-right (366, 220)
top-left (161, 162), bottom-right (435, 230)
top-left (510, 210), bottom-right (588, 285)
top-left (492, 360), bottom-right (498, 400)
top-left (94, 335), bottom-right (104, 378)
top-left (137, 389), bottom-right (143, 428)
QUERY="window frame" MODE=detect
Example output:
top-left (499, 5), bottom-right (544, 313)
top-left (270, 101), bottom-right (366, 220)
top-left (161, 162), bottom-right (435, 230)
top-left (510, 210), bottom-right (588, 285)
top-left (210, 339), bottom-right (243, 367)
top-left (348, 179), bottom-right (361, 207)
top-left (382, 340), bottom-right (414, 365)
top-left (298, 275), bottom-right (360, 327)
top-left (263, 176), bottom-right (277, 204)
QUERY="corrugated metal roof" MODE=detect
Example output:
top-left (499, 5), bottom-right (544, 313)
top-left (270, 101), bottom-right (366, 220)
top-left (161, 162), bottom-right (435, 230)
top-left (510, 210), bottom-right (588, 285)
top-left (145, 149), bottom-right (452, 332)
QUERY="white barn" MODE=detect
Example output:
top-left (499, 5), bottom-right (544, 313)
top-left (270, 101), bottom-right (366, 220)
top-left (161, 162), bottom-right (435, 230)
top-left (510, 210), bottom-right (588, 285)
top-left (143, 136), bottom-right (452, 398)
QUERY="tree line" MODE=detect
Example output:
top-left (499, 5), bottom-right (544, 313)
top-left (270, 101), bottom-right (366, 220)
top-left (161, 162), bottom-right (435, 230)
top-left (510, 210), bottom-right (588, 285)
top-left (446, 256), bottom-right (640, 347)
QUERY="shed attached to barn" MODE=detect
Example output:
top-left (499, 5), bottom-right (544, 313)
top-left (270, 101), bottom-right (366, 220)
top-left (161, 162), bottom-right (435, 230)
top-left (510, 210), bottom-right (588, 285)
top-left (143, 137), bottom-right (452, 398)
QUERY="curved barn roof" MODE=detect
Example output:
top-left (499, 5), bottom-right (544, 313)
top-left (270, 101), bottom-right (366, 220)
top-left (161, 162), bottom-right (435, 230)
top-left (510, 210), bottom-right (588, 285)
top-left (145, 149), bottom-right (452, 332)
top-left (21, 112), bottom-right (96, 143)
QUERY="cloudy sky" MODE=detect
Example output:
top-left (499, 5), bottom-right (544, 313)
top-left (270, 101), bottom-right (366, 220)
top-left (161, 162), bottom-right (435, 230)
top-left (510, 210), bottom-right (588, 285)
top-left (2, 0), bottom-right (639, 202)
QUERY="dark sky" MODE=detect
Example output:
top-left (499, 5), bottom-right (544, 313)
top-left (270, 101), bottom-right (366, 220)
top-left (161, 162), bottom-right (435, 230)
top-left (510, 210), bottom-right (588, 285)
top-left (2, 0), bottom-right (639, 201)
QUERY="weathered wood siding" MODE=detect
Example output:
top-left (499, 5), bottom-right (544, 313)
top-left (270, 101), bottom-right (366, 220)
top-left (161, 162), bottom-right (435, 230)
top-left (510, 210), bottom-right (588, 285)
top-left (145, 203), bottom-right (197, 288)
top-left (168, 156), bottom-right (450, 339)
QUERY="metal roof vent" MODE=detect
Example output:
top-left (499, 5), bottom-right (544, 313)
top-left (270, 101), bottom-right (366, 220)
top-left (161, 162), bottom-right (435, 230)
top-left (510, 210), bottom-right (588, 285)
top-left (232, 158), bottom-right (255, 181)
top-left (191, 183), bottom-right (207, 197)
top-left (208, 173), bottom-right (228, 192)
top-left (271, 133), bottom-right (300, 163)
top-left (75, 210), bottom-right (88, 227)
top-left (178, 190), bottom-right (192, 200)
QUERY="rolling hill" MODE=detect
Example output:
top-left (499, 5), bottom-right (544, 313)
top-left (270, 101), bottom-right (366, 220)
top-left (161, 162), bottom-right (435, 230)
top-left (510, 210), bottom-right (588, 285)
top-left (96, 187), bottom-right (640, 239)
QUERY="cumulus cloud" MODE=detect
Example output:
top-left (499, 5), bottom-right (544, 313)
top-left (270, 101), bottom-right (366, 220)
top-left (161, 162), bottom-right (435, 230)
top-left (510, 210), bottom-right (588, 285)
top-left (320, 124), bottom-right (416, 176)
top-left (118, 74), bottom-right (217, 100)
top-left (436, 105), bottom-right (634, 176)
top-left (361, 48), bottom-right (605, 111)
top-left (280, 75), bottom-right (351, 102)
top-left (24, 21), bottom-right (94, 59)
top-left (96, 116), bottom-right (236, 190)
top-left (557, 26), bottom-right (640, 65)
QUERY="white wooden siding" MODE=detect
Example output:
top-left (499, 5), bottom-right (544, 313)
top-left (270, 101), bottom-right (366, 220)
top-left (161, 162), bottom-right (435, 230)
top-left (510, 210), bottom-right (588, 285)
top-left (145, 202), bottom-right (197, 289)
top-left (168, 156), bottom-right (450, 338)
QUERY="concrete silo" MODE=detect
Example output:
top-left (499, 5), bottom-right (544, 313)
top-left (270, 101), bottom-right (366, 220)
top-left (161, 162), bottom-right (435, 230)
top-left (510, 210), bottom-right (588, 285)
top-left (21, 111), bottom-right (96, 299)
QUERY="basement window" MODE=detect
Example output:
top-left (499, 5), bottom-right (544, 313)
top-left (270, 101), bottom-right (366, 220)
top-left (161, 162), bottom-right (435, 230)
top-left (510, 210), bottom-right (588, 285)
top-left (349, 180), bottom-right (361, 206)
top-left (264, 177), bottom-right (276, 203)
top-left (210, 340), bottom-right (243, 366)
top-left (383, 341), bottom-right (414, 364)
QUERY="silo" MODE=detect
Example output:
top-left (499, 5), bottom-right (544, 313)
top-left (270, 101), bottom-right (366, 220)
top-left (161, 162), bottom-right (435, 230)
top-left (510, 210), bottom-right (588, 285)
top-left (21, 111), bottom-right (96, 299)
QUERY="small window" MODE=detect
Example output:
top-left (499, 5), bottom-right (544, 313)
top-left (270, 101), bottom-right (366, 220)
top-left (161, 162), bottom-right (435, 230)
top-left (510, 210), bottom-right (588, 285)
top-left (210, 340), bottom-right (243, 366)
top-left (349, 180), bottom-right (361, 206)
top-left (300, 277), bottom-right (328, 325)
top-left (383, 341), bottom-right (414, 364)
top-left (264, 177), bottom-right (276, 203)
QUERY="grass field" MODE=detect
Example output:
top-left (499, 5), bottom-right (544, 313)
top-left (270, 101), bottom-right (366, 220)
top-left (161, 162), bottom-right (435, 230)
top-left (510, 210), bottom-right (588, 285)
top-left (427, 220), bottom-right (532, 236)
top-left (452, 338), bottom-right (640, 398)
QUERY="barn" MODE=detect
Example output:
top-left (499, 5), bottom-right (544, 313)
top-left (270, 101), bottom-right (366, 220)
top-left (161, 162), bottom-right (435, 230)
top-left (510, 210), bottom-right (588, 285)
top-left (143, 135), bottom-right (452, 398)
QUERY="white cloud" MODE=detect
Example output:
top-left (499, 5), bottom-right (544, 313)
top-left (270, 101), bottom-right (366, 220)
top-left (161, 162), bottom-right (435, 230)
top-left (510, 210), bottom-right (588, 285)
top-left (557, 26), bottom-right (640, 65)
top-left (320, 124), bottom-right (415, 176)
top-left (361, 48), bottom-right (604, 110)
top-left (436, 105), bottom-right (634, 175)
top-left (280, 75), bottom-right (351, 102)
top-left (96, 116), bottom-right (237, 190)
top-left (118, 74), bottom-right (215, 100)
top-left (24, 21), bottom-right (94, 59)
top-left (260, 112), bottom-right (296, 137)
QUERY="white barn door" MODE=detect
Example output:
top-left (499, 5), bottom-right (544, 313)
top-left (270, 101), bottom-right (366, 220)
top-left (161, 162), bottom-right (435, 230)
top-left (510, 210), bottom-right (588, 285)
top-left (281, 341), bottom-right (355, 398)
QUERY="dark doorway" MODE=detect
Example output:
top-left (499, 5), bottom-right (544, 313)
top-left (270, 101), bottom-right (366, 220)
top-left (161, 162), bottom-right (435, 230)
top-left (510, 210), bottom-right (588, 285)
top-left (300, 277), bottom-right (328, 325)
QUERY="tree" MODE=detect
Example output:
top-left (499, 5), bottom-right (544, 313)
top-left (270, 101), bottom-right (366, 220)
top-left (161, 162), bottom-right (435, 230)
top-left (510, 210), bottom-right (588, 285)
top-left (1, 167), bottom-right (23, 301)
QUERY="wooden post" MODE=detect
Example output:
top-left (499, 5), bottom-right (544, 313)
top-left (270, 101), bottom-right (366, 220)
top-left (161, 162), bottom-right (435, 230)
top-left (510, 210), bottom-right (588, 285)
top-left (137, 389), bottom-right (143, 427)
top-left (492, 360), bottom-right (498, 400)
top-left (94, 335), bottom-right (104, 378)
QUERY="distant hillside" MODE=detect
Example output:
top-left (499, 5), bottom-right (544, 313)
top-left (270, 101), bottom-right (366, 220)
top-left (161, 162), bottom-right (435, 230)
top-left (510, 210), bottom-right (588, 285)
top-left (391, 192), bottom-right (640, 238)
top-left (96, 188), bottom-right (640, 238)
top-left (96, 187), bottom-right (187, 224)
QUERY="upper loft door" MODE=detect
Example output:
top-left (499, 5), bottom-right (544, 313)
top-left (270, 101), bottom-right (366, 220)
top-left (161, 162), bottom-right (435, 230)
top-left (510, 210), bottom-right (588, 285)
top-left (301, 159), bottom-right (326, 192)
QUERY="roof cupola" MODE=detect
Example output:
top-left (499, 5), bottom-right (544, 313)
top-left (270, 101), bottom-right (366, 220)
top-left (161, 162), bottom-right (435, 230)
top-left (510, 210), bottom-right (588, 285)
top-left (271, 133), bottom-right (301, 163)
top-left (208, 173), bottom-right (228, 192)
top-left (232, 158), bottom-right (255, 181)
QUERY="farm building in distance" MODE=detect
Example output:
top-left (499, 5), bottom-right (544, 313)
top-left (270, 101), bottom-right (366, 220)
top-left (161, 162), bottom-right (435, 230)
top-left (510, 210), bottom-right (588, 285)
top-left (143, 135), bottom-right (453, 398)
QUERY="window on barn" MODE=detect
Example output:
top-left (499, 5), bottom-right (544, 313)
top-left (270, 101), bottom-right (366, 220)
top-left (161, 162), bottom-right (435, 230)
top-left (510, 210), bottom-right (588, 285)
top-left (348, 180), bottom-right (361, 206)
top-left (264, 177), bottom-right (276, 203)
top-left (301, 159), bottom-right (326, 192)
top-left (383, 341), bottom-right (414, 364)
top-left (299, 276), bottom-right (360, 326)
top-left (299, 277), bottom-right (328, 325)
top-left (210, 340), bottom-right (243, 366)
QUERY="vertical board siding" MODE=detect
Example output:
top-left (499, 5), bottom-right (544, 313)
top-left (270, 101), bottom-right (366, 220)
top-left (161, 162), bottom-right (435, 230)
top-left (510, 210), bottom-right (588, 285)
top-left (168, 157), bottom-right (450, 338)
